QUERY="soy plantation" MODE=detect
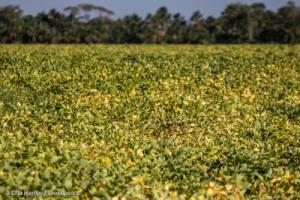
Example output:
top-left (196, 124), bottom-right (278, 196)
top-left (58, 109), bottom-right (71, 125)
top-left (0, 45), bottom-right (299, 199)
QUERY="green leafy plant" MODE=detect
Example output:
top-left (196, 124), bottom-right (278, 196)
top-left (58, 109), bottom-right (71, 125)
top-left (0, 45), bottom-right (299, 199)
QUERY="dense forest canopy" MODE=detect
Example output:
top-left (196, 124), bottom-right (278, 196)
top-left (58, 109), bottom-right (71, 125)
top-left (0, 1), bottom-right (299, 43)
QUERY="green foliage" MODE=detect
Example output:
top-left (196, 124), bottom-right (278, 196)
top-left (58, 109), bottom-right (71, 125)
top-left (0, 2), bottom-right (300, 44)
top-left (0, 45), bottom-right (300, 199)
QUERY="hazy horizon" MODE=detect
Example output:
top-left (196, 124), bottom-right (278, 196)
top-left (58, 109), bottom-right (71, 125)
top-left (1, 0), bottom-right (299, 18)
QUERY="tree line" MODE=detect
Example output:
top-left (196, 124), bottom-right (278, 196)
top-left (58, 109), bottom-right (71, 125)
top-left (0, 2), bottom-right (299, 44)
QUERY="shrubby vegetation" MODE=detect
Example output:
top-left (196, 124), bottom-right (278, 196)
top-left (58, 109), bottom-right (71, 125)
top-left (0, 1), bottom-right (300, 43)
top-left (0, 45), bottom-right (299, 199)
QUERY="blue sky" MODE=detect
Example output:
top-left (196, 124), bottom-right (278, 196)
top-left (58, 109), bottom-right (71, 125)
top-left (1, 0), bottom-right (299, 18)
